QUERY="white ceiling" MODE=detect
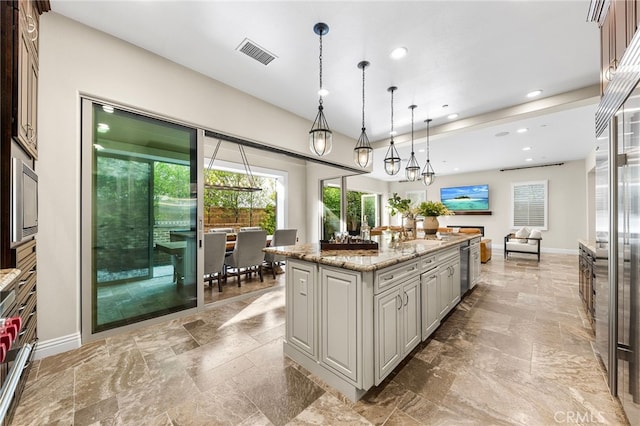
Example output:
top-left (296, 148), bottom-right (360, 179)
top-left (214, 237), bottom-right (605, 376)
top-left (51, 0), bottom-right (602, 180)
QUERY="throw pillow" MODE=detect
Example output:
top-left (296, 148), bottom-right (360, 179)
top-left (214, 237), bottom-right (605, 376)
top-left (528, 229), bottom-right (542, 245)
top-left (515, 227), bottom-right (530, 243)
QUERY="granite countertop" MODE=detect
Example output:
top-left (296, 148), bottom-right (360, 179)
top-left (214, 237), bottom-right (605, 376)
top-left (0, 269), bottom-right (21, 293)
top-left (578, 239), bottom-right (608, 259)
top-left (264, 234), bottom-right (476, 272)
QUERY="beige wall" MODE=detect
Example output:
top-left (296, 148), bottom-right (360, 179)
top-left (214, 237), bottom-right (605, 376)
top-left (389, 160), bottom-right (587, 252)
top-left (37, 13), bottom-right (355, 352)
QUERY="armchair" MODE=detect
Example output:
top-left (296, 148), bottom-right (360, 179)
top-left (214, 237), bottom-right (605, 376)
top-left (504, 231), bottom-right (542, 261)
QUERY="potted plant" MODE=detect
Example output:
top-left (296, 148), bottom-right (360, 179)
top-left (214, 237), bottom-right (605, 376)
top-left (387, 193), bottom-right (418, 238)
top-left (417, 200), bottom-right (454, 235)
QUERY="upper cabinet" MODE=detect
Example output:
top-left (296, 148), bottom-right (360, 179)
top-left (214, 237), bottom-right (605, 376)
top-left (14, 0), bottom-right (41, 159)
top-left (600, 0), bottom-right (640, 95)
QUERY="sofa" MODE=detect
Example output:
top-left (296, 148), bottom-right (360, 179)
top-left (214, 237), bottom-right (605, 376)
top-left (504, 227), bottom-right (542, 261)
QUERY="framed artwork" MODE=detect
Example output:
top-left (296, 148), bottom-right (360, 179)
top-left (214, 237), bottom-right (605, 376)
top-left (405, 190), bottom-right (426, 206)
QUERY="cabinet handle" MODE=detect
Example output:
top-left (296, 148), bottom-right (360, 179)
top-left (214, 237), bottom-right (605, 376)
top-left (430, 275), bottom-right (437, 279)
top-left (407, 266), bottom-right (416, 272)
top-left (18, 280), bottom-right (27, 288)
top-left (384, 275), bottom-right (394, 281)
top-left (404, 292), bottom-right (409, 306)
top-left (425, 259), bottom-right (432, 263)
top-left (396, 294), bottom-right (402, 310)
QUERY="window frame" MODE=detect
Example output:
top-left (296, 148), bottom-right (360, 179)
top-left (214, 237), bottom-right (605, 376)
top-left (510, 180), bottom-right (548, 230)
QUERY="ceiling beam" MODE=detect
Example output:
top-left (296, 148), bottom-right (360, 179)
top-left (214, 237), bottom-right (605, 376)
top-left (372, 84), bottom-right (600, 148)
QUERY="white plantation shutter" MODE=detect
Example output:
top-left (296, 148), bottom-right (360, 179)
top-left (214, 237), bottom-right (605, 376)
top-left (511, 181), bottom-right (548, 230)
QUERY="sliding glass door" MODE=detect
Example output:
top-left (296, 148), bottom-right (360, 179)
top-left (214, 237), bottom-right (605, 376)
top-left (82, 99), bottom-right (198, 336)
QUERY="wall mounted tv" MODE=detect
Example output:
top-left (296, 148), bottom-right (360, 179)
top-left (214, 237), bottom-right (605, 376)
top-left (440, 184), bottom-right (489, 211)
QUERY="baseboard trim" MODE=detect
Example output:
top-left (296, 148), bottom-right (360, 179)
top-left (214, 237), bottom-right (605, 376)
top-left (34, 332), bottom-right (81, 360)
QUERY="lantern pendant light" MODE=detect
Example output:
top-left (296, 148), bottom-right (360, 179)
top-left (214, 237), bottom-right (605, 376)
top-left (405, 105), bottom-right (420, 181)
top-left (421, 118), bottom-right (436, 186)
top-left (354, 61), bottom-right (372, 168)
top-left (383, 86), bottom-right (401, 175)
top-left (309, 22), bottom-right (332, 157)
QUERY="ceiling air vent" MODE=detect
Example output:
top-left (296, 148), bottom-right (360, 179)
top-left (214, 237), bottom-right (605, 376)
top-left (236, 38), bottom-right (277, 66)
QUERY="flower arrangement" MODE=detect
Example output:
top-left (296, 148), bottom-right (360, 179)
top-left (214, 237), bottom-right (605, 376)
top-left (417, 200), bottom-right (454, 217)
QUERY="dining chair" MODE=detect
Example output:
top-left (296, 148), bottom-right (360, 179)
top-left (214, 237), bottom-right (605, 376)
top-left (264, 228), bottom-right (297, 278)
top-left (204, 232), bottom-right (227, 292)
top-left (224, 230), bottom-right (267, 286)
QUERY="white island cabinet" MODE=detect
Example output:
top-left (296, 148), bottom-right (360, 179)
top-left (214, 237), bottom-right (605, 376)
top-left (268, 235), bottom-right (475, 401)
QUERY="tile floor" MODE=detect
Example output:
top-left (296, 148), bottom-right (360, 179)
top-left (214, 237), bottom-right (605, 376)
top-left (13, 253), bottom-right (630, 425)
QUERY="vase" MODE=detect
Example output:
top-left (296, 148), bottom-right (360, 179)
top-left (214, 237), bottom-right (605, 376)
top-left (404, 217), bottom-right (416, 239)
top-left (423, 216), bottom-right (439, 235)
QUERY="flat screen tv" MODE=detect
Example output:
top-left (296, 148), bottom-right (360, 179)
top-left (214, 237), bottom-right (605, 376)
top-left (440, 184), bottom-right (489, 211)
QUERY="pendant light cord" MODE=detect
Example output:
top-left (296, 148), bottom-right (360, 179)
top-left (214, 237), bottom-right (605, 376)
top-left (426, 119), bottom-right (431, 162)
top-left (361, 64), bottom-right (366, 130)
top-left (390, 89), bottom-right (395, 140)
top-left (319, 31), bottom-right (324, 106)
top-left (410, 107), bottom-right (415, 153)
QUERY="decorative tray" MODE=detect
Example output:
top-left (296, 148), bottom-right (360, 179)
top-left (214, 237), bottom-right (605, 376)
top-left (320, 240), bottom-right (379, 250)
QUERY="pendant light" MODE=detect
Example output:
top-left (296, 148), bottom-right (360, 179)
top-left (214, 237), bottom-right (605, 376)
top-left (309, 22), bottom-right (332, 157)
top-left (383, 86), bottom-right (401, 175)
top-left (354, 61), bottom-right (372, 168)
top-left (421, 118), bottom-right (436, 186)
top-left (405, 105), bottom-right (420, 181)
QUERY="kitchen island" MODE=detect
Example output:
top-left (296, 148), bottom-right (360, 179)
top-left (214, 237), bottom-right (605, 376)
top-left (263, 234), bottom-right (477, 401)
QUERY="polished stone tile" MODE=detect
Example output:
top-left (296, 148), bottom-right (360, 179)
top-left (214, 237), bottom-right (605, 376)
top-left (233, 365), bottom-right (325, 426)
top-left (289, 393), bottom-right (372, 425)
top-left (12, 253), bottom-right (629, 426)
top-left (167, 381), bottom-right (259, 424)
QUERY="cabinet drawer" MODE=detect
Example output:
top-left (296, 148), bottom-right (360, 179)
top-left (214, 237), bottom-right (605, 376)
top-left (375, 260), bottom-right (419, 294)
top-left (16, 270), bottom-right (36, 304)
top-left (421, 255), bottom-right (437, 272)
top-left (15, 238), bottom-right (36, 266)
top-left (437, 248), bottom-right (459, 263)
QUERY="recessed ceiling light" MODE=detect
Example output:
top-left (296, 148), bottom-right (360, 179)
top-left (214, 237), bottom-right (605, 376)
top-left (526, 89), bottom-right (543, 98)
top-left (517, 128), bottom-right (528, 133)
top-left (525, 158), bottom-right (533, 162)
top-left (102, 105), bottom-right (114, 113)
top-left (454, 167), bottom-right (459, 171)
top-left (318, 88), bottom-right (329, 97)
top-left (522, 146), bottom-right (531, 151)
top-left (447, 113), bottom-right (459, 120)
top-left (495, 131), bottom-right (510, 137)
top-left (390, 46), bottom-right (408, 59)
top-left (97, 123), bottom-right (110, 133)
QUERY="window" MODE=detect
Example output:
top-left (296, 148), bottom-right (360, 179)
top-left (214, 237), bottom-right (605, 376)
top-left (511, 180), bottom-right (548, 230)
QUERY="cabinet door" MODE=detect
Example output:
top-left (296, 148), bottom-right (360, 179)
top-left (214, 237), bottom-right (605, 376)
top-left (401, 277), bottom-right (421, 354)
top-left (438, 265), bottom-right (451, 318)
top-left (16, 14), bottom-right (38, 158)
top-left (375, 288), bottom-right (401, 384)
top-left (421, 271), bottom-right (439, 340)
top-left (320, 267), bottom-right (358, 382)
top-left (450, 259), bottom-right (461, 306)
top-left (470, 246), bottom-right (481, 288)
top-left (286, 261), bottom-right (316, 358)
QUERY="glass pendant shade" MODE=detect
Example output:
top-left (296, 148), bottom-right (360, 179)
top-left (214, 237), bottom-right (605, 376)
top-left (384, 142), bottom-right (401, 175)
top-left (384, 86), bottom-right (400, 175)
top-left (354, 60), bottom-right (372, 168)
top-left (354, 128), bottom-right (372, 168)
top-left (310, 22), bottom-right (332, 157)
top-left (422, 160), bottom-right (436, 186)
top-left (406, 154), bottom-right (420, 181)
top-left (405, 104), bottom-right (420, 181)
top-left (421, 118), bottom-right (435, 186)
top-left (309, 105), bottom-right (332, 156)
